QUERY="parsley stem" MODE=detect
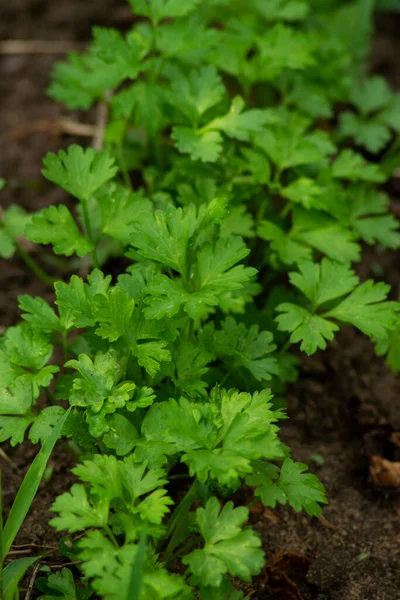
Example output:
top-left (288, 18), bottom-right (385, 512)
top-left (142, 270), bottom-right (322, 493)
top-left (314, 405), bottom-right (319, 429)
top-left (246, 497), bottom-right (260, 510)
top-left (164, 534), bottom-right (202, 566)
top-left (117, 144), bottom-right (132, 191)
top-left (16, 242), bottom-right (55, 287)
top-left (105, 525), bottom-right (119, 548)
top-left (220, 368), bottom-right (233, 388)
top-left (81, 199), bottom-right (99, 269)
top-left (61, 330), bottom-right (68, 362)
top-left (279, 336), bottom-right (292, 355)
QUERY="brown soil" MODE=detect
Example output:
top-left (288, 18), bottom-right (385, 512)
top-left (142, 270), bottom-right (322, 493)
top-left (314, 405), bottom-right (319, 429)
top-left (1, 3), bottom-right (400, 599)
top-left (250, 328), bottom-right (400, 600)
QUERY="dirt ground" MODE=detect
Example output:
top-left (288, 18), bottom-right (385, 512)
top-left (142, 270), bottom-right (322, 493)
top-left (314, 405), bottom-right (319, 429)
top-left (1, 2), bottom-right (400, 599)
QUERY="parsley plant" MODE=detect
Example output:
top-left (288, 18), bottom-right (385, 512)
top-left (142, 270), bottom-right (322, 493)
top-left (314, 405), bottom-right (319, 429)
top-left (1, 1), bottom-right (400, 598)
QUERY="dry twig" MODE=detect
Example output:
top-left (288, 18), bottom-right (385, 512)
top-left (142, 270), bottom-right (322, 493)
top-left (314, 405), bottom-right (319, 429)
top-left (0, 40), bottom-right (84, 54)
top-left (6, 119), bottom-right (96, 143)
top-left (24, 561), bottom-right (42, 600)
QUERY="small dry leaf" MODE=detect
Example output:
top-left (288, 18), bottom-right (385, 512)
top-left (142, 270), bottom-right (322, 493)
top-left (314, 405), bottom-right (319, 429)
top-left (263, 507), bottom-right (281, 522)
top-left (318, 515), bottom-right (335, 530)
top-left (249, 501), bottom-right (264, 516)
top-left (389, 432), bottom-right (400, 448)
top-left (370, 455), bottom-right (400, 489)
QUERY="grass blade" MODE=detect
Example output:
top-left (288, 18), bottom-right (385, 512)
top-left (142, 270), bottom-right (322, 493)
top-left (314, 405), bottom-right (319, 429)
top-left (3, 556), bottom-right (38, 600)
top-left (2, 409), bottom-right (70, 557)
top-left (0, 470), bottom-right (3, 599)
top-left (128, 526), bottom-right (147, 600)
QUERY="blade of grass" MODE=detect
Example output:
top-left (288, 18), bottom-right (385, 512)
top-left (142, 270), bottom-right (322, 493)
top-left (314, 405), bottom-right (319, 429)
top-left (0, 470), bottom-right (3, 599)
top-left (351, 0), bottom-right (375, 58)
top-left (128, 526), bottom-right (147, 600)
top-left (2, 409), bottom-right (70, 557)
top-left (161, 481), bottom-right (199, 564)
top-left (3, 556), bottom-right (38, 600)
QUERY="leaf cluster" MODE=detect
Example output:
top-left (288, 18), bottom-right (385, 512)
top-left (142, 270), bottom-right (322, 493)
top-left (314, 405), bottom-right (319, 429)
top-left (0, 0), bottom-right (399, 598)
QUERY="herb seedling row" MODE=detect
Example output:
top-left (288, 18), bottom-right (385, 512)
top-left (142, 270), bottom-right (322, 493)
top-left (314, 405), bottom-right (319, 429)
top-left (1, 1), bottom-right (400, 598)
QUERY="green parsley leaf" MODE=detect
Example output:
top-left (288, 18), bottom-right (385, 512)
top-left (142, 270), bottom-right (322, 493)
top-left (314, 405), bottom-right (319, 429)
top-left (98, 184), bottom-right (152, 243)
top-left (348, 186), bottom-right (400, 249)
top-left (276, 259), bottom-right (398, 352)
top-left (50, 484), bottom-right (109, 532)
top-left (166, 65), bottom-right (225, 124)
top-left (0, 379), bottom-right (33, 416)
top-left (135, 341), bottom-right (171, 378)
top-left (248, 458), bottom-right (327, 517)
top-left (18, 295), bottom-right (61, 332)
top-left (129, 0), bottom-right (200, 24)
top-left (3, 324), bottom-right (53, 371)
top-left (350, 75), bottom-right (392, 116)
top-left (204, 96), bottom-right (272, 142)
top-left (288, 259), bottom-right (359, 308)
top-left (172, 127), bottom-right (223, 163)
top-left (204, 318), bottom-right (278, 382)
top-left (275, 303), bottom-right (339, 355)
top-left (0, 416), bottom-right (33, 446)
top-left (249, 24), bottom-right (315, 81)
top-left (183, 497), bottom-right (264, 587)
top-left (281, 178), bottom-right (323, 210)
top-left (55, 271), bottom-right (111, 330)
top-left (325, 280), bottom-right (398, 340)
top-left (42, 145), bottom-right (117, 202)
top-left (0, 205), bottom-right (30, 259)
top-left (254, 0), bottom-right (309, 21)
top-left (173, 340), bottom-right (212, 397)
top-left (196, 236), bottom-right (257, 294)
top-left (112, 81), bottom-right (166, 135)
top-left (332, 149), bottom-right (386, 183)
top-left (339, 111), bottom-right (391, 153)
top-left (25, 205), bottom-right (92, 257)
top-left (130, 204), bottom-right (198, 274)
top-left (29, 406), bottom-right (66, 444)
top-left (36, 567), bottom-right (91, 600)
top-left (102, 413), bottom-right (139, 456)
top-left (277, 458), bottom-right (327, 516)
top-left (92, 287), bottom-right (135, 342)
top-left (78, 531), bottom-right (190, 599)
top-left (258, 220), bottom-right (312, 265)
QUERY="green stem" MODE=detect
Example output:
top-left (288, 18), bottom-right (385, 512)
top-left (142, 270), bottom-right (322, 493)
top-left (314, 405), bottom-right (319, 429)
top-left (256, 197), bottom-right (268, 225)
top-left (16, 243), bottom-right (55, 287)
top-left (81, 199), bottom-right (99, 269)
top-left (105, 525), bottom-right (119, 549)
top-left (165, 534), bottom-right (202, 566)
top-left (118, 144), bottom-right (132, 191)
top-left (220, 368), bottom-right (233, 388)
top-left (278, 336), bottom-right (292, 355)
top-left (246, 497), bottom-right (260, 510)
top-left (280, 201), bottom-right (292, 219)
top-left (61, 330), bottom-right (68, 363)
top-left (168, 474), bottom-right (192, 481)
top-left (44, 388), bottom-right (56, 406)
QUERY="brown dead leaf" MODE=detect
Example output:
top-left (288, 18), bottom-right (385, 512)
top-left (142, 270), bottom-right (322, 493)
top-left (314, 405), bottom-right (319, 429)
top-left (318, 515), bottom-right (335, 530)
top-left (249, 502), bottom-right (281, 522)
top-left (249, 501), bottom-right (264, 516)
top-left (370, 455), bottom-right (400, 489)
top-left (264, 507), bottom-right (281, 522)
top-left (263, 552), bottom-right (311, 600)
top-left (389, 432), bottom-right (400, 448)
